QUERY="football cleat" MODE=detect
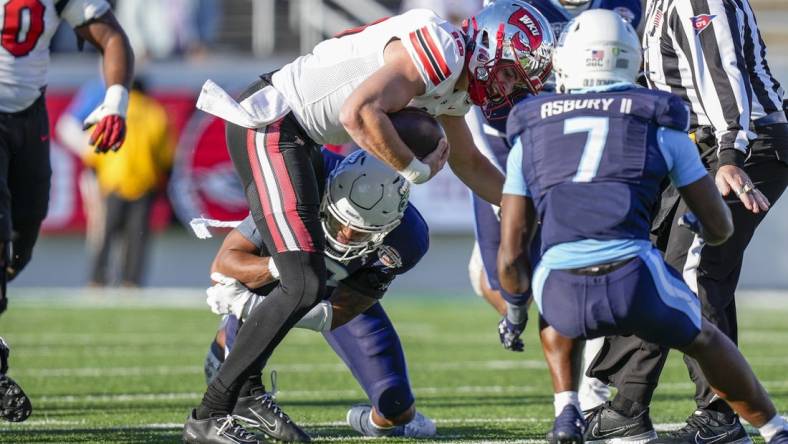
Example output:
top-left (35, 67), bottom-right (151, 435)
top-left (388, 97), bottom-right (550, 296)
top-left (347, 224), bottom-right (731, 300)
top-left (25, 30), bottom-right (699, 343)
top-left (0, 374), bottom-right (31, 422)
top-left (548, 405), bottom-right (587, 444)
top-left (391, 410), bottom-right (437, 438)
top-left (584, 402), bottom-right (657, 444)
top-left (347, 404), bottom-right (392, 437)
top-left (183, 409), bottom-right (260, 444)
top-left (651, 409), bottom-right (752, 444)
top-left (232, 392), bottom-right (310, 442)
top-left (498, 317), bottom-right (526, 352)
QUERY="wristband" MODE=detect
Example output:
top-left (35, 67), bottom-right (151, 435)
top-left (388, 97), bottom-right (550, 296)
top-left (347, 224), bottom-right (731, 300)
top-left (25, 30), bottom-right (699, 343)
top-left (717, 148), bottom-right (746, 168)
top-left (267, 258), bottom-right (280, 280)
top-left (398, 157), bottom-right (431, 184)
top-left (104, 84), bottom-right (129, 117)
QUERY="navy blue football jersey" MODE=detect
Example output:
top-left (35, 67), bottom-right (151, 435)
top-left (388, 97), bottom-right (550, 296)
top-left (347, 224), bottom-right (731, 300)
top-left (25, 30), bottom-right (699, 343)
top-left (504, 87), bottom-right (703, 252)
top-left (238, 148), bottom-right (429, 299)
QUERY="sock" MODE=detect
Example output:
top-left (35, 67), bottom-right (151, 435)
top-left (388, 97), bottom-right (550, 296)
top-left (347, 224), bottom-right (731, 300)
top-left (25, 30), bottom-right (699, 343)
top-left (369, 409), bottom-right (395, 436)
top-left (554, 391), bottom-right (580, 417)
top-left (611, 394), bottom-right (647, 418)
top-left (759, 414), bottom-right (788, 442)
top-left (295, 301), bottom-right (333, 332)
top-left (506, 302), bottom-right (528, 327)
top-left (196, 378), bottom-right (240, 419)
top-left (705, 398), bottom-right (735, 420)
top-left (238, 374), bottom-right (265, 398)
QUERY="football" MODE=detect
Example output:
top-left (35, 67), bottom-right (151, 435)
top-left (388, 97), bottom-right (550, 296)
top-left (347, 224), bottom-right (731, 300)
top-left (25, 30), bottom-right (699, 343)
top-left (388, 107), bottom-right (444, 159)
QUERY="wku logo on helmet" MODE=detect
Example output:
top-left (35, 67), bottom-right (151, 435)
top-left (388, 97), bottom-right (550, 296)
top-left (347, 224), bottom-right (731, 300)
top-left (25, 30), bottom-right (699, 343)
top-left (690, 14), bottom-right (716, 34)
top-left (508, 8), bottom-right (543, 49)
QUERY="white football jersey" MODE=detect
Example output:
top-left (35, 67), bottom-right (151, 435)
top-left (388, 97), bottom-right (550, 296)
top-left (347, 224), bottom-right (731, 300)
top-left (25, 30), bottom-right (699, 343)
top-left (0, 0), bottom-right (110, 112)
top-left (272, 9), bottom-right (470, 145)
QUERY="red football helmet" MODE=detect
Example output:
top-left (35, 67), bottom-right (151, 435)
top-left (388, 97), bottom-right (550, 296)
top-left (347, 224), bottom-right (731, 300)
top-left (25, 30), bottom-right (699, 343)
top-left (463, 1), bottom-right (555, 115)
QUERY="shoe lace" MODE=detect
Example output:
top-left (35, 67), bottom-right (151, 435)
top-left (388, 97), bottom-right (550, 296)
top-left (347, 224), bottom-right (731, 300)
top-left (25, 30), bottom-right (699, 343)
top-left (583, 402), bottom-right (607, 422)
top-left (671, 412), bottom-right (720, 436)
top-left (259, 391), bottom-right (291, 424)
top-left (217, 415), bottom-right (256, 440)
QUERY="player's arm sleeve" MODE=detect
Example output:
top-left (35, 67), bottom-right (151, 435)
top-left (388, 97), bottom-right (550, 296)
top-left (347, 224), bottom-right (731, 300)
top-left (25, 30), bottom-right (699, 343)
top-left (668, 0), bottom-right (753, 166)
top-left (399, 17), bottom-right (464, 96)
top-left (60, 0), bottom-right (112, 28)
top-left (658, 126), bottom-right (709, 187)
top-left (502, 138), bottom-right (531, 197)
top-left (235, 215), bottom-right (264, 250)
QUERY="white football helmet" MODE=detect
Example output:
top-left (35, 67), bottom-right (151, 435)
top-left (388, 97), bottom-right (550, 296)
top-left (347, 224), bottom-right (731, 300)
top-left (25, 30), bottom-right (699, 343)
top-left (321, 150), bottom-right (410, 262)
top-left (552, 9), bottom-right (641, 92)
top-left (463, 1), bottom-right (555, 112)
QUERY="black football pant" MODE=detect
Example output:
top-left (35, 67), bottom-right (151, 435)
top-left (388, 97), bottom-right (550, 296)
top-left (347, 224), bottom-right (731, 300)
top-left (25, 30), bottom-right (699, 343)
top-left (587, 123), bottom-right (788, 413)
top-left (0, 94), bottom-right (51, 314)
top-left (199, 78), bottom-right (326, 416)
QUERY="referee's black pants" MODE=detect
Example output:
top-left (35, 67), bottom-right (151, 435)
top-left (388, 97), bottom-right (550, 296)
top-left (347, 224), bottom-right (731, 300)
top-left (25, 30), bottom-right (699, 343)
top-left (587, 123), bottom-right (788, 413)
top-left (198, 77), bottom-right (326, 417)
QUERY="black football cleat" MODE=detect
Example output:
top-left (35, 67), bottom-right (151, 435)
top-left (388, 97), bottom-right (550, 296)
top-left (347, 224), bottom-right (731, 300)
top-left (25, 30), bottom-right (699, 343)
top-left (584, 402), bottom-right (657, 444)
top-left (548, 405), bottom-right (587, 444)
top-left (183, 409), bottom-right (261, 444)
top-left (232, 392), bottom-right (310, 442)
top-left (652, 409), bottom-right (752, 444)
top-left (0, 374), bottom-right (31, 423)
top-left (0, 337), bottom-right (31, 423)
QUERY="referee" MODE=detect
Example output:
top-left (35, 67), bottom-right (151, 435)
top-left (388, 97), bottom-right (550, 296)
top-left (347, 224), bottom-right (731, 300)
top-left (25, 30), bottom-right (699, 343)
top-left (582, 1), bottom-right (788, 443)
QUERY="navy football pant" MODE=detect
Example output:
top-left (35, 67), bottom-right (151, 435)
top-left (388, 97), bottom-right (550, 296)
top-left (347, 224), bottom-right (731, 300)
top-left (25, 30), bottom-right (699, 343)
top-left (199, 78), bottom-right (326, 416)
top-left (324, 302), bottom-right (414, 419)
top-left (535, 249), bottom-right (702, 349)
top-left (222, 302), bottom-right (414, 419)
top-left (472, 193), bottom-right (533, 305)
top-left (588, 123), bottom-right (788, 411)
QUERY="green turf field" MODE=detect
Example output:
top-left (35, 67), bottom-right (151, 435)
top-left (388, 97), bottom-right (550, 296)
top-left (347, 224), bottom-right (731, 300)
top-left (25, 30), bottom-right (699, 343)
top-left (0, 294), bottom-right (785, 443)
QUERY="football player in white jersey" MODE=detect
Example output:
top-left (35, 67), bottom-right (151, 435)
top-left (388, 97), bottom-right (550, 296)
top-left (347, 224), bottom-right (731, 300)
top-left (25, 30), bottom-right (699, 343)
top-left (187, 2), bottom-right (555, 443)
top-left (0, 0), bottom-right (133, 424)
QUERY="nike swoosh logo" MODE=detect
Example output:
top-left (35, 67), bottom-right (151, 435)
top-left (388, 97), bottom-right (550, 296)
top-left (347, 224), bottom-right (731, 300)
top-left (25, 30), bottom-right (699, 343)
top-left (40, 135), bottom-right (49, 142)
top-left (249, 408), bottom-right (279, 434)
top-left (695, 431), bottom-right (732, 444)
top-left (591, 422), bottom-right (639, 438)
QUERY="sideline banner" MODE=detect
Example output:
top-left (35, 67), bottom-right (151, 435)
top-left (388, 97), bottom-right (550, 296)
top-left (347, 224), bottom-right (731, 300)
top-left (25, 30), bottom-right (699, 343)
top-left (42, 91), bottom-right (475, 234)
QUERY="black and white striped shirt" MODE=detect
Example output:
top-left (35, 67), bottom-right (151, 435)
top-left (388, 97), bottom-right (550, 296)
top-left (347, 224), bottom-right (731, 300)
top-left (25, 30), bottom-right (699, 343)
top-left (643, 0), bottom-right (785, 164)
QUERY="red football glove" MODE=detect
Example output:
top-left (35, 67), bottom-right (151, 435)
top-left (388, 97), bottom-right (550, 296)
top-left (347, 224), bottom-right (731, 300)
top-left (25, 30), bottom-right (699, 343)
top-left (83, 84), bottom-right (129, 153)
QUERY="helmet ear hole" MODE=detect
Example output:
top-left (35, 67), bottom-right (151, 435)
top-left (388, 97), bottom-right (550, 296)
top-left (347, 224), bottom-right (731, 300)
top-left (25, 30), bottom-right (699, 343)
top-left (481, 30), bottom-right (490, 48)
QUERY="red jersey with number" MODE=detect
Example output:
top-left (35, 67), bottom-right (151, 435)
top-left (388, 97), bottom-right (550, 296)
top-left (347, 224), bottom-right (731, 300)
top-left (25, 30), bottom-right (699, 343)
top-left (0, 0), bottom-right (110, 112)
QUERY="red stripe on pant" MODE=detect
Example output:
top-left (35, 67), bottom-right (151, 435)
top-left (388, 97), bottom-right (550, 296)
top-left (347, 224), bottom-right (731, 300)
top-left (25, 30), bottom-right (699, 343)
top-left (263, 123), bottom-right (316, 253)
top-left (246, 126), bottom-right (287, 252)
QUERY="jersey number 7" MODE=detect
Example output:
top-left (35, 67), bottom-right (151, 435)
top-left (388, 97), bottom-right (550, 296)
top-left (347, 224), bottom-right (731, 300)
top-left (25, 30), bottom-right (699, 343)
top-left (564, 116), bottom-right (610, 182)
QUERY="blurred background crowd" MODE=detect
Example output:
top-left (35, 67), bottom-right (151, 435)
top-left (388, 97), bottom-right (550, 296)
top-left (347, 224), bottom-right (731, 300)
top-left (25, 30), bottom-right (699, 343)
top-left (18, 0), bottom-right (788, 289)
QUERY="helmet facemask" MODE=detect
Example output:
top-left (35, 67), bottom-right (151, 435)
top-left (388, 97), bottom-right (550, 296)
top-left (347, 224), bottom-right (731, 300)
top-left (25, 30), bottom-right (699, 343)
top-left (463, 2), bottom-right (555, 119)
top-left (320, 150), bottom-right (409, 263)
top-left (321, 195), bottom-right (400, 262)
